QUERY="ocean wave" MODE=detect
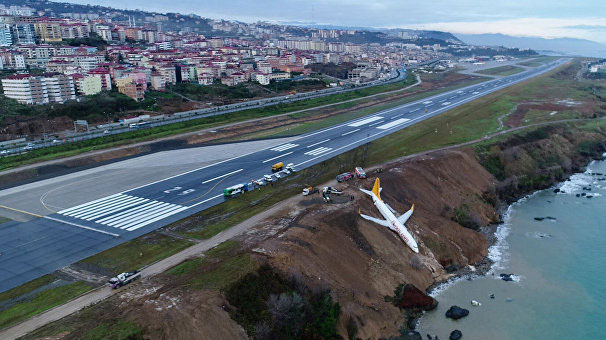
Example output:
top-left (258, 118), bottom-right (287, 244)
top-left (558, 172), bottom-right (593, 194)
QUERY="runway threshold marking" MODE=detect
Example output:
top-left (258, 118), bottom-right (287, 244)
top-left (201, 169), bottom-right (244, 184)
top-left (0, 203), bottom-right (119, 237)
top-left (262, 151), bottom-right (293, 163)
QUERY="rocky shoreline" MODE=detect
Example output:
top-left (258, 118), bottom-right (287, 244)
top-left (413, 153), bottom-right (606, 339)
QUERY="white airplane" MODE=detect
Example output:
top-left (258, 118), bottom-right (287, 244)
top-left (360, 178), bottom-right (419, 253)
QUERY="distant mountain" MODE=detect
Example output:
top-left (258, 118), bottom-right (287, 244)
top-left (456, 33), bottom-right (606, 57)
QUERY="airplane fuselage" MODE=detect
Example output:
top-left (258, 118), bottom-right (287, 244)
top-left (371, 194), bottom-right (419, 253)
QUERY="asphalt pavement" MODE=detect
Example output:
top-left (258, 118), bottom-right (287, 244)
top-left (0, 59), bottom-right (568, 292)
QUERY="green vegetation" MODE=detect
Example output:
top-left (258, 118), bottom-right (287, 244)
top-left (168, 240), bottom-right (257, 289)
top-left (476, 65), bottom-right (525, 76)
top-left (519, 56), bottom-right (559, 67)
top-left (61, 33), bottom-right (108, 49)
top-left (0, 275), bottom-right (55, 304)
top-left (0, 281), bottom-right (91, 330)
top-left (78, 233), bottom-right (193, 275)
top-left (225, 265), bottom-right (340, 339)
top-left (0, 216), bottom-right (10, 224)
top-left (82, 320), bottom-right (143, 340)
top-left (0, 88), bottom-right (176, 124)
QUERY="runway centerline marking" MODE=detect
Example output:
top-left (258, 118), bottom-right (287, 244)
top-left (262, 152), bottom-right (293, 163)
top-left (342, 129), bottom-right (360, 136)
top-left (306, 139), bottom-right (330, 148)
top-left (202, 169), bottom-right (244, 184)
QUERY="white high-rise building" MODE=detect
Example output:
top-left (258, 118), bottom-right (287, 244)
top-left (2, 73), bottom-right (76, 105)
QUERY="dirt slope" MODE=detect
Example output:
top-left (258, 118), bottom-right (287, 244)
top-left (254, 149), bottom-right (495, 338)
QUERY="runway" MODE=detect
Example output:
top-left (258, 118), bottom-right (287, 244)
top-left (0, 59), bottom-right (567, 292)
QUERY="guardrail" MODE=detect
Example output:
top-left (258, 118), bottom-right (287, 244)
top-left (0, 67), bottom-right (408, 157)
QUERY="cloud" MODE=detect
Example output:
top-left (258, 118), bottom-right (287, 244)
top-left (405, 17), bottom-right (606, 43)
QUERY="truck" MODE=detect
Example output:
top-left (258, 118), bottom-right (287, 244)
top-left (323, 187), bottom-right (343, 195)
top-left (272, 162), bottom-right (284, 172)
top-left (108, 270), bottom-right (140, 289)
top-left (302, 187), bottom-right (320, 196)
top-left (223, 183), bottom-right (249, 197)
top-left (355, 167), bottom-right (367, 179)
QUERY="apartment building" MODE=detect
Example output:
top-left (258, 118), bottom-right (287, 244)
top-left (1, 73), bottom-right (75, 104)
top-left (34, 20), bottom-right (62, 43)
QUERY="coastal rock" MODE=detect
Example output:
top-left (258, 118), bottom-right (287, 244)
top-left (576, 194), bottom-right (581, 197)
top-left (534, 217), bottom-right (545, 221)
top-left (449, 330), bottom-right (463, 340)
top-left (392, 284), bottom-right (438, 311)
top-left (489, 294), bottom-right (495, 299)
top-left (546, 216), bottom-right (556, 220)
top-left (500, 273), bottom-right (514, 282)
top-left (444, 264), bottom-right (458, 273)
top-left (553, 188), bottom-right (560, 193)
top-left (445, 306), bottom-right (469, 320)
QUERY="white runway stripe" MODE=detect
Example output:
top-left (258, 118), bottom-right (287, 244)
top-left (58, 194), bottom-right (121, 215)
top-left (125, 206), bottom-right (190, 231)
top-left (270, 143), bottom-right (299, 151)
top-left (69, 196), bottom-right (142, 219)
top-left (81, 197), bottom-right (149, 221)
top-left (117, 204), bottom-right (183, 230)
top-left (62, 195), bottom-right (133, 217)
top-left (57, 194), bottom-right (120, 214)
top-left (305, 147), bottom-right (332, 156)
top-left (58, 193), bottom-right (187, 233)
top-left (306, 139), bottom-right (330, 148)
top-left (108, 202), bottom-right (174, 228)
top-left (348, 116), bottom-right (383, 127)
top-left (376, 118), bottom-right (410, 130)
top-left (96, 201), bottom-right (163, 224)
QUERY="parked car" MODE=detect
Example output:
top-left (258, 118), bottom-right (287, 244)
top-left (336, 172), bottom-right (354, 182)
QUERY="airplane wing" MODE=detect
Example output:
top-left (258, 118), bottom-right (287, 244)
top-left (397, 204), bottom-right (414, 225)
top-left (360, 213), bottom-right (395, 231)
top-left (385, 202), bottom-right (397, 215)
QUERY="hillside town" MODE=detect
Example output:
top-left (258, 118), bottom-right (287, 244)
top-left (0, 2), bottom-right (534, 106)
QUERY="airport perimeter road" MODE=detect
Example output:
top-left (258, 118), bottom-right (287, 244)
top-left (0, 59), bottom-right (568, 292)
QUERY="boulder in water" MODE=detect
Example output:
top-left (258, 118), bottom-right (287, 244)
top-left (500, 273), bottom-right (514, 282)
top-left (449, 330), bottom-right (463, 340)
top-left (534, 217), bottom-right (544, 221)
top-left (553, 188), bottom-right (560, 193)
top-left (445, 306), bottom-right (469, 320)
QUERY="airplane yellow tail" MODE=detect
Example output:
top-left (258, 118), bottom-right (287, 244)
top-left (372, 178), bottom-right (381, 201)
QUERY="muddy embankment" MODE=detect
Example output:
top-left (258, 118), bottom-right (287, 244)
top-left (238, 124), bottom-right (606, 339)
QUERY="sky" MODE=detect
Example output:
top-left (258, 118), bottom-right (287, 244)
top-left (63, 0), bottom-right (606, 43)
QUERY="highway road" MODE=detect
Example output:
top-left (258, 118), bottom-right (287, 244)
top-left (0, 59), bottom-right (567, 292)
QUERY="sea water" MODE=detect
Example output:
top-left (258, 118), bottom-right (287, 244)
top-left (418, 159), bottom-right (606, 339)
